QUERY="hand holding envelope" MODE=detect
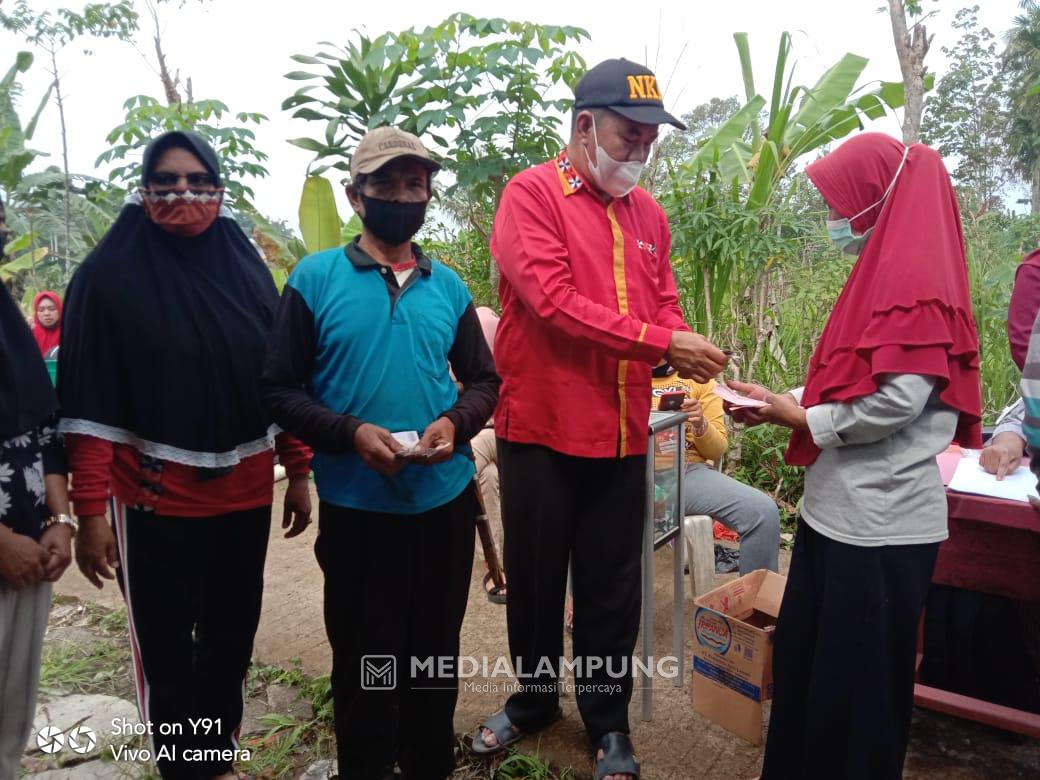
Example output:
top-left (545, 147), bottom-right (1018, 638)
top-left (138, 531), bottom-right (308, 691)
top-left (392, 428), bottom-right (453, 463)
top-left (712, 382), bottom-right (768, 409)
top-left (720, 380), bottom-right (810, 431)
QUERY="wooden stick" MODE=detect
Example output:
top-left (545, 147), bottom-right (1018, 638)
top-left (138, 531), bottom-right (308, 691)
top-left (472, 478), bottom-right (505, 590)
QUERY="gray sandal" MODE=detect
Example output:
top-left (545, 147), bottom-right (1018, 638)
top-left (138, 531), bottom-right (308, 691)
top-left (594, 732), bottom-right (640, 780)
top-left (469, 707), bottom-right (562, 757)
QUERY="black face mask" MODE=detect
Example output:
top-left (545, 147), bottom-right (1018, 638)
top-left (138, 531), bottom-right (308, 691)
top-left (360, 195), bottom-right (428, 245)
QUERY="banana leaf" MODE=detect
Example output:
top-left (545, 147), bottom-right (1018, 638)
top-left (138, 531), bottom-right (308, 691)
top-left (298, 175), bottom-right (342, 254)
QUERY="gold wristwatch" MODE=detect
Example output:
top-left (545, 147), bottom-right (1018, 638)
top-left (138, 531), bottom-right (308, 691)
top-left (43, 514), bottom-right (78, 536)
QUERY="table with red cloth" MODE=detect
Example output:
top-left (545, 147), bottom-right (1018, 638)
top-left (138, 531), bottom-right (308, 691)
top-left (913, 487), bottom-right (1040, 736)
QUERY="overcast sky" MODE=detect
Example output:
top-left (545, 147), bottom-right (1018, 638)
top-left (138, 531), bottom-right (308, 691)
top-left (3, 0), bottom-right (1025, 226)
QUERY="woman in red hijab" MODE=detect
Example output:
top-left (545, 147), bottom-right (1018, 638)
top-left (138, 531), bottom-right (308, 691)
top-left (31, 291), bottom-right (62, 357)
top-left (727, 133), bottom-right (981, 780)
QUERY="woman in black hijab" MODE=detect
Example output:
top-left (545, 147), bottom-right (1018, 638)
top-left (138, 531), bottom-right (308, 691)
top-left (0, 195), bottom-right (74, 780)
top-left (59, 132), bottom-right (312, 780)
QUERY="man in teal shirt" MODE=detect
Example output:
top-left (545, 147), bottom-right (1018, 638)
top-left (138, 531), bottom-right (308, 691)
top-left (263, 127), bottom-right (499, 780)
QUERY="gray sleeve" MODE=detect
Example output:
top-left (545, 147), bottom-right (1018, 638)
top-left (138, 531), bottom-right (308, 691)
top-left (805, 374), bottom-right (938, 449)
top-left (992, 398), bottom-right (1025, 442)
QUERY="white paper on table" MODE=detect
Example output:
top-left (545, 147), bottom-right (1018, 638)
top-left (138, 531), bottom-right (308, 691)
top-left (712, 383), bottom-right (769, 408)
top-left (947, 455), bottom-right (1039, 503)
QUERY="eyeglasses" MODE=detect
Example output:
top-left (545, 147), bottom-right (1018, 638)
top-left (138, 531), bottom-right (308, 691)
top-left (149, 172), bottom-right (218, 188)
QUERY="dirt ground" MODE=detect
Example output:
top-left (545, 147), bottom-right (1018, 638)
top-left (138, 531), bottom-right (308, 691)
top-left (53, 480), bottom-right (1040, 779)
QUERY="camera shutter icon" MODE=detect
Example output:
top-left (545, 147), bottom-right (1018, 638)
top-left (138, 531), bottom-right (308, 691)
top-left (36, 726), bottom-right (64, 754)
top-left (68, 725), bottom-right (97, 754)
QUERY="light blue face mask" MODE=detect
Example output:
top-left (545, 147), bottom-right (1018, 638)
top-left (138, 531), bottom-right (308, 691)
top-left (826, 222), bottom-right (874, 255)
top-left (826, 145), bottom-right (909, 255)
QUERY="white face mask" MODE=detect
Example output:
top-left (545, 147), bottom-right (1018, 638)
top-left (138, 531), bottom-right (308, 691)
top-left (583, 115), bottom-right (645, 198)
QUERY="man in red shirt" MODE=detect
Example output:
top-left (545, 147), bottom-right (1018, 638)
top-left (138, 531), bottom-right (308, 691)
top-left (471, 59), bottom-right (727, 779)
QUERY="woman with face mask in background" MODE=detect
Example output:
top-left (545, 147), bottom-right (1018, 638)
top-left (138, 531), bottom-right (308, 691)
top-left (725, 132), bottom-right (982, 780)
top-left (31, 291), bottom-right (62, 357)
top-left (57, 131), bottom-right (313, 780)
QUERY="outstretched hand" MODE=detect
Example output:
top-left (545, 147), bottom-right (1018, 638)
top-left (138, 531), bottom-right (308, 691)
top-left (724, 381), bottom-right (808, 431)
top-left (665, 332), bottom-right (728, 383)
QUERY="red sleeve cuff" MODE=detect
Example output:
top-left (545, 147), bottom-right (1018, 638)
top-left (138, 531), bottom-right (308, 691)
top-left (66, 433), bottom-right (113, 518)
top-left (275, 433), bottom-right (312, 478)
top-left (73, 499), bottom-right (109, 518)
top-left (285, 462), bottom-right (311, 479)
top-left (638, 323), bottom-right (673, 363)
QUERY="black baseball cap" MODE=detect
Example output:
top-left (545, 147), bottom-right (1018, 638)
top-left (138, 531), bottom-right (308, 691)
top-left (574, 58), bottom-right (686, 130)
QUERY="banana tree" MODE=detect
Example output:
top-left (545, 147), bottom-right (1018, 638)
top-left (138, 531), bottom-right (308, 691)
top-left (0, 51), bottom-right (52, 193)
top-left (298, 175), bottom-right (342, 254)
top-left (688, 32), bottom-right (933, 210)
top-left (2, 169), bottom-right (120, 297)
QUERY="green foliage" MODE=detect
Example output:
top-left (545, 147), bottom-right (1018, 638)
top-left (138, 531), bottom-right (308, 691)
top-left (729, 423), bottom-right (805, 524)
top-left (1, 0), bottom-right (141, 285)
top-left (40, 637), bottom-right (129, 698)
top-left (297, 175), bottom-right (342, 253)
top-left (0, 51), bottom-right (51, 192)
top-left (688, 32), bottom-right (923, 209)
top-left (242, 659), bottom-right (336, 778)
top-left (496, 750), bottom-right (575, 780)
top-left (284, 13), bottom-right (588, 205)
top-left (285, 13), bottom-right (590, 279)
top-left (95, 95), bottom-right (269, 204)
top-left (1002, 0), bottom-right (1040, 208)
top-left (2, 168), bottom-right (121, 295)
top-left (646, 96), bottom-right (744, 194)
top-left (423, 224), bottom-right (497, 307)
top-left (921, 5), bottom-right (1011, 207)
top-left (961, 202), bottom-right (1040, 418)
top-left (0, 0), bottom-right (138, 47)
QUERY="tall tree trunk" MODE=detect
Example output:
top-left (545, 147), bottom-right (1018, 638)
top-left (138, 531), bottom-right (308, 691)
top-left (154, 30), bottom-right (181, 104)
top-left (1032, 159), bottom-right (1040, 215)
top-left (146, 0), bottom-right (182, 104)
top-left (702, 267), bottom-right (714, 341)
top-left (48, 47), bottom-right (72, 281)
top-left (488, 179), bottom-right (505, 295)
top-left (28, 207), bottom-right (38, 293)
top-left (888, 0), bottom-right (931, 144)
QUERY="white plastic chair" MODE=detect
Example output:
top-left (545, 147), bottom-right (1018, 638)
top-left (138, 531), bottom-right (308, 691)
top-left (683, 514), bottom-right (715, 598)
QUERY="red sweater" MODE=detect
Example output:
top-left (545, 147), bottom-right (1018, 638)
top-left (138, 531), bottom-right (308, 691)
top-left (67, 433), bottom-right (311, 517)
top-left (1009, 251), bottom-right (1040, 371)
top-left (490, 150), bottom-right (688, 458)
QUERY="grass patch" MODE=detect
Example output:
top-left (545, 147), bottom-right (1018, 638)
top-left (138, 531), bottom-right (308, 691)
top-left (452, 741), bottom-right (577, 780)
top-left (39, 638), bottom-right (131, 699)
top-left (242, 659), bottom-right (336, 779)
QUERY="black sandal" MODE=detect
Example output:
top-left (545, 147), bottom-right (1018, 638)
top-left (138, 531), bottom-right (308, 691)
top-left (593, 732), bottom-right (640, 780)
top-left (483, 571), bottom-right (507, 604)
top-left (469, 707), bottom-right (562, 757)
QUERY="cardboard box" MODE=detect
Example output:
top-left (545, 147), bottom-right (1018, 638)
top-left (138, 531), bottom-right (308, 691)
top-left (691, 569), bottom-right (787, 745)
